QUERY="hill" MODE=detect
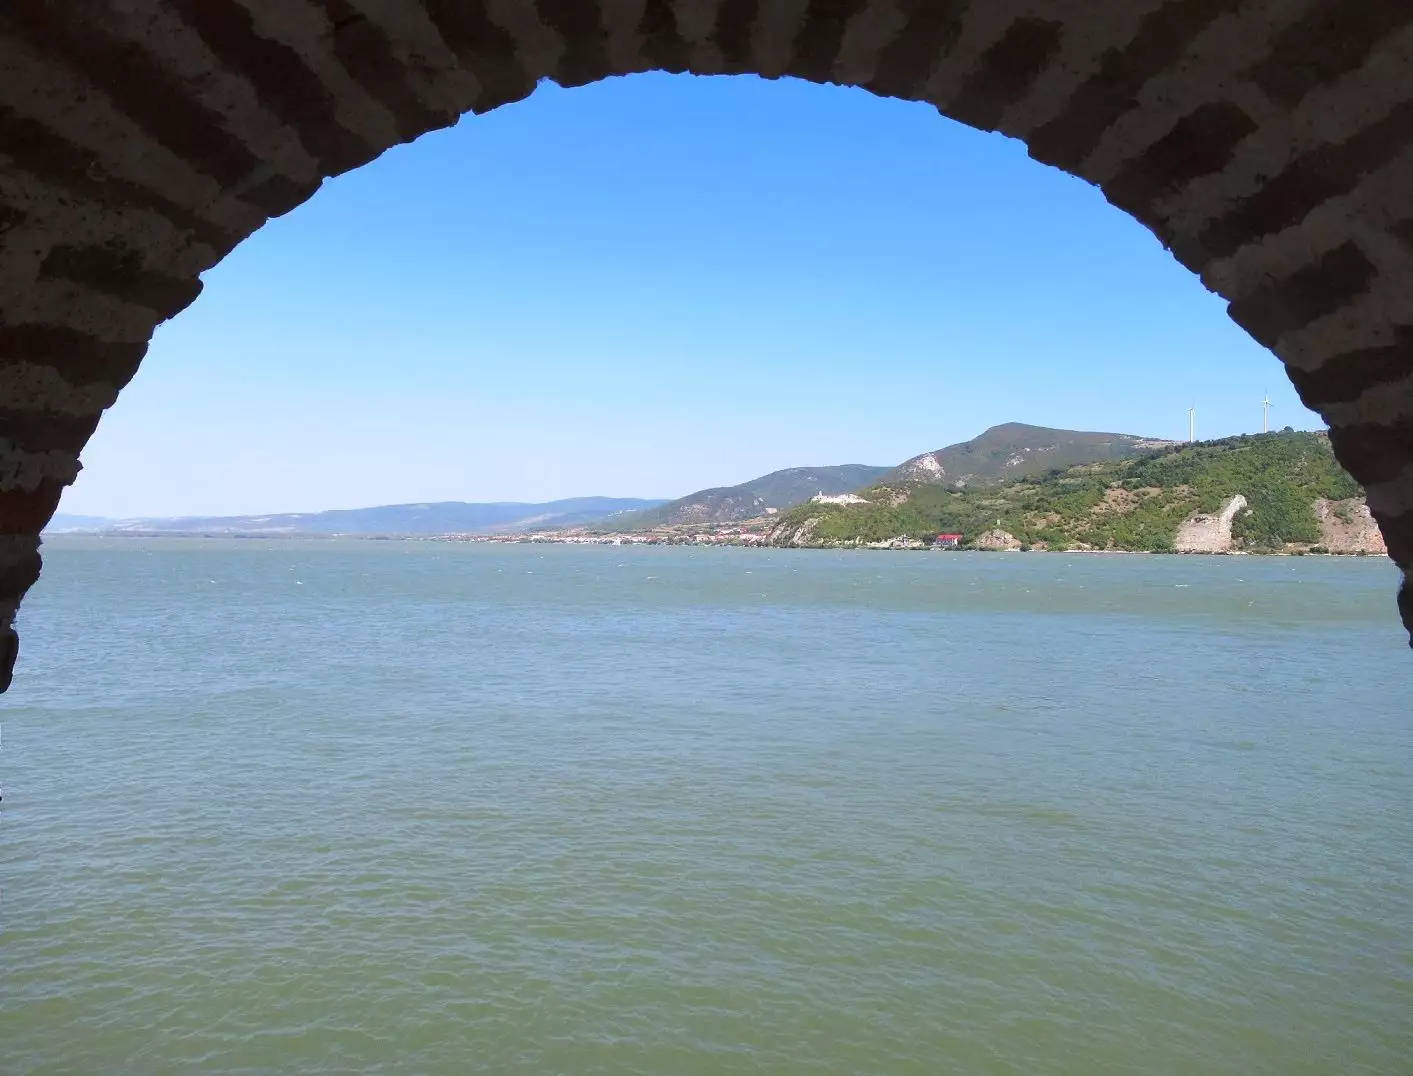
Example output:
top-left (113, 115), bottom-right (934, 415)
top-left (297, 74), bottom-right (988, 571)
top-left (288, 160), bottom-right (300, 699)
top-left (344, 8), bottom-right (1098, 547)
top-left (610, 464), bottom-right (892, 529)
top-left (45, 513), bottom-right (117, 532)
top-left (47, 497), bottom-right (667, 537)
top-left (885, 423), bottom-right (1174, 488)
top-left (769, 431), bottom-right (1378, 554)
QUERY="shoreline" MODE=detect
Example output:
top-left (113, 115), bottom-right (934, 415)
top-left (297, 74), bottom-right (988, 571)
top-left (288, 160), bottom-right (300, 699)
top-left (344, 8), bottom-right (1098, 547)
top-left (40, 531), bottom-right (1390, 558)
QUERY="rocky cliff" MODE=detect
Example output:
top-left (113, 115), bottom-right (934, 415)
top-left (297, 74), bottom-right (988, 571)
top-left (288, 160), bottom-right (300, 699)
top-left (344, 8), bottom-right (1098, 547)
top-left (1316, 499), bottom-right (1388, 555)
top-left (1175, 495), bottom-right (1248, 553)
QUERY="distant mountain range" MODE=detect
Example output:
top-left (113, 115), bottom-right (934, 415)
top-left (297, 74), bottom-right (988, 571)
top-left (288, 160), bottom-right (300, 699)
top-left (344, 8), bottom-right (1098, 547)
top-left (43, 513), bottom-right (114, 532)
top-left (606, 425), bottom-right (1171, 531)
top-left (46, 497), bottom-right (666, 536)
top-left (609, 464), bottom-right (892, 530)
top-left (54, 422), bottom-right (1357, 549)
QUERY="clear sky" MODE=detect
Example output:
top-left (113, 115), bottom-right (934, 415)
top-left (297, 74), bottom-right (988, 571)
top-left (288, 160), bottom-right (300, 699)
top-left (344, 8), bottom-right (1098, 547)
top-left (64, 72), bottom-right (1320, 519)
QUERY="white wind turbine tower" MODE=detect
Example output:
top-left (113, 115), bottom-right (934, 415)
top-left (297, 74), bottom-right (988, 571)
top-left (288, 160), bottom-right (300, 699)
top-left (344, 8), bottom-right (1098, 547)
top-left (1262, 391), bottom-right (1272, 433)
top-left (1188, 404), bottom-right (1196, 443)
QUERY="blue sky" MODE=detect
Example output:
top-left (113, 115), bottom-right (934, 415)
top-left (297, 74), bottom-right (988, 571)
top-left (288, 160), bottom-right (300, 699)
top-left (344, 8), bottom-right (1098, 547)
top-left (65, 73), bottom-right (1318, 518)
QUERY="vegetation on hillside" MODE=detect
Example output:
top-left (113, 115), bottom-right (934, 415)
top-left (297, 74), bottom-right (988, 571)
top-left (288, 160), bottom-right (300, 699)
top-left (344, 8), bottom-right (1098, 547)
top-left (771, 431), bottom-right (1363, 553)
top-left (884, 422), bottom-right (1167, 487)
top-left (612, 464), bottom-right (891, 530)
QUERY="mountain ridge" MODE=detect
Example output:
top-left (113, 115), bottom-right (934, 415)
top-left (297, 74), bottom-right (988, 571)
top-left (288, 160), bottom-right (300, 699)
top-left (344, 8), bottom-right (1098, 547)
top-left (885, 423), bottom-right (1176, 489)
top-left (49, 424), bottom-right (1364, 552)
top-left (609, 464), bottom-right (892, 529)
top-left (768, 430), bottom-right (1375, 554)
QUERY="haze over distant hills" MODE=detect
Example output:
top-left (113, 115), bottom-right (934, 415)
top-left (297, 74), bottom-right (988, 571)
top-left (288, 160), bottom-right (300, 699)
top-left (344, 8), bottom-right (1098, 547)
top-left (610, 465), bottom-right (892, 530)
top-left (43, 513), bottom-right (114, 532)
top-left (51, 422), bottom-right (1339, 544)
top-left (45, 426), bottom-right (1173, 537)
top-left (46, 497), bottom-right (665, 536)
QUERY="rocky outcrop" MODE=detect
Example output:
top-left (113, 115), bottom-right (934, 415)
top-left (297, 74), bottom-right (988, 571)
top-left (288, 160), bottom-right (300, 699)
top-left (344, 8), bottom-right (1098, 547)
top-left (896, 453), bottom-right (945, 482)
top-left (769, 516), bottom-right (822, 547)
top-left (1316, 499), bottom-right (1388, 555)
top-left (972, 529), bottom-right (1023, 551)
top-left (1175, 495), bottom-right (1248, 553)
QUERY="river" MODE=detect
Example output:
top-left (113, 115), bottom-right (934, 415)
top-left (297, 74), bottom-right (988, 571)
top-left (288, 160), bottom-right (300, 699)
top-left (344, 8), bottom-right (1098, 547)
top-left (3, 538), bottom-right (1410, 1073)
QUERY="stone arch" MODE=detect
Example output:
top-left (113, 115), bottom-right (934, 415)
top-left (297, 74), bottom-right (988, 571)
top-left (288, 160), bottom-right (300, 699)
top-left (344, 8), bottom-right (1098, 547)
top-left (3, 0), bottom-right (1413, 690)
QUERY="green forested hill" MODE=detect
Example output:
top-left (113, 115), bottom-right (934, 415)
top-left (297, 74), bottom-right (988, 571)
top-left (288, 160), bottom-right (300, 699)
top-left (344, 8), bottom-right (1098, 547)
top-left (769, 431), bottom-right (1365, 552)
top-left (611, 464), bottom-right (892, 529)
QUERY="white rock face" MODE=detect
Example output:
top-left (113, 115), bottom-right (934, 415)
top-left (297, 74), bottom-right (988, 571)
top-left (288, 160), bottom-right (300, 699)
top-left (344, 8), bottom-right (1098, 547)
top-left (900, 453), bottom-right (944, 479)
top-left (1315, 498), bottom-right (1387, 554)
top-left (810, 492), bottom-right (870, 505)
top-left (973, 529), bottom-right (1022, 551)
top-left (1175, 495), bottom-right (1247, 553)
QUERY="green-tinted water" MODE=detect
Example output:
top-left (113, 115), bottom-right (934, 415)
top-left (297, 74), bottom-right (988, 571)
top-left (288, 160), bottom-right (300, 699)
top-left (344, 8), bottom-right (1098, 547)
top-left (3, 539), bottom-right (1411, 1074)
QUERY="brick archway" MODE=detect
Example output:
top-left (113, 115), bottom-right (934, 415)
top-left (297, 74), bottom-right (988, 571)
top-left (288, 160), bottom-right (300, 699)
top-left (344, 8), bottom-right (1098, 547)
top-left (3, 1), bottom-right (1412, 689)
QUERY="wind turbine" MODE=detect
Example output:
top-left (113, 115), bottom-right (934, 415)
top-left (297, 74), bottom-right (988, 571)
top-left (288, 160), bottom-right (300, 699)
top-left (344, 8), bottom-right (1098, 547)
top-left (1262, 391), bottom-right (1272, 433)
top-left (1188, 404), bottom-right (1196, 443)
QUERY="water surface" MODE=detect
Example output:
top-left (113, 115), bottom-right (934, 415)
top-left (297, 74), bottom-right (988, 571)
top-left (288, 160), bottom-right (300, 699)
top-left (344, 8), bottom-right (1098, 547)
top-left (3, 539), bottom-right (1411, 1074)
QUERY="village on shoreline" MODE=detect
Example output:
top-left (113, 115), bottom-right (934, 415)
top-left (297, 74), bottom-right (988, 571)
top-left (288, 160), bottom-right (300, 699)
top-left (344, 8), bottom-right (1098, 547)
top-left (51, 429), bottom-right (1389, 557)
top-left (418, 523), bottom-right (1385, 556)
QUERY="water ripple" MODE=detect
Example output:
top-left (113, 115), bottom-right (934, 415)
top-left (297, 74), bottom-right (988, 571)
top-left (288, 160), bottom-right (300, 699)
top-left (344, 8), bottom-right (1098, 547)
top-left (3, 540), bottom-right (1411, 1074)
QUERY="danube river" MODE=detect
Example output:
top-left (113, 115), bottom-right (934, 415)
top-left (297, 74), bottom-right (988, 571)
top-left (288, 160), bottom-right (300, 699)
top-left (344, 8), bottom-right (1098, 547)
top-left (3, 538), bottom-right (1410, 1074)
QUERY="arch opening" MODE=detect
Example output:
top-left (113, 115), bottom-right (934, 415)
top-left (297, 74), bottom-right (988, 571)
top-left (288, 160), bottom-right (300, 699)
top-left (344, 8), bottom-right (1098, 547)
top-left (3, 0), bottom-right (1413, 691)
